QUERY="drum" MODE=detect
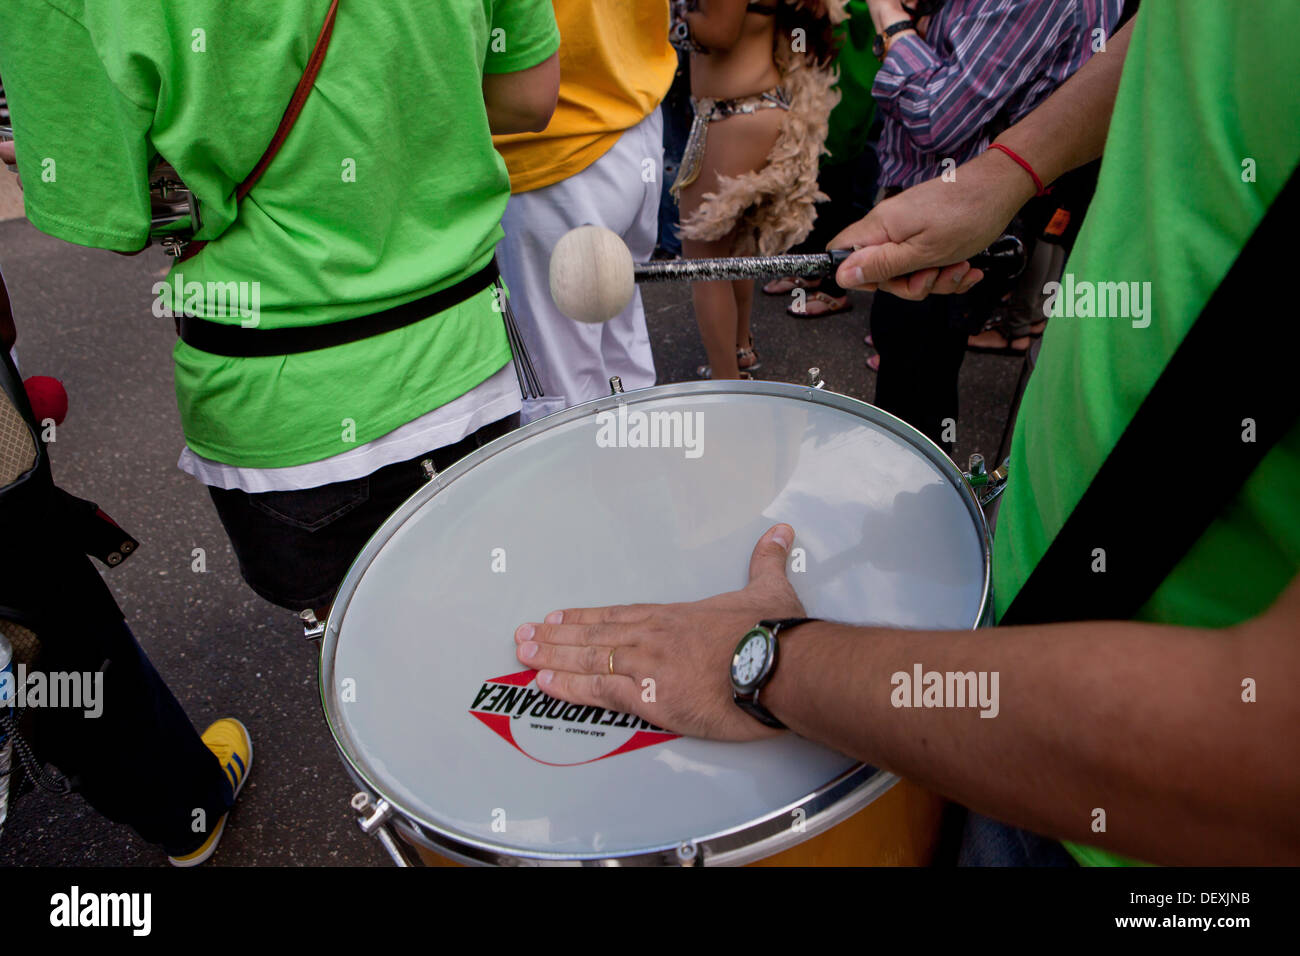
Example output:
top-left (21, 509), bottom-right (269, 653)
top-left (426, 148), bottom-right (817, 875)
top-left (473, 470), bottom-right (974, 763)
top-left (321, 380), bottom-right (992, 866)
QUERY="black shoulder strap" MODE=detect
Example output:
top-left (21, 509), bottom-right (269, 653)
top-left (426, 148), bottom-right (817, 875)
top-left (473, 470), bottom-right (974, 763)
top-left (1000, 165), bottom-right (1300, 626)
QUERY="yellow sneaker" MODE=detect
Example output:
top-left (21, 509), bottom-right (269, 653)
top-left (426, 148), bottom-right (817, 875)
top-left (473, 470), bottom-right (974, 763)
top-left (168, 718), bottom-right (253, 867)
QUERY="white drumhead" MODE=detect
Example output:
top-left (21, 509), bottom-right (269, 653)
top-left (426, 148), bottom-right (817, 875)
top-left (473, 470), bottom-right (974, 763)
top-left (322, 382), bottom-right (989, 863)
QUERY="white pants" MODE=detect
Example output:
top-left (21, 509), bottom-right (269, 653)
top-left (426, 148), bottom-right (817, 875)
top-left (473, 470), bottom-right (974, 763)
top-left (499, 110), bottom-right (663, 424)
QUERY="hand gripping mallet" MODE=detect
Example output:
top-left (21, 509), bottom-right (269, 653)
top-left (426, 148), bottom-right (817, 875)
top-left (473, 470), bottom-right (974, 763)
top-left (548, 225), bottom-right (1026, 323)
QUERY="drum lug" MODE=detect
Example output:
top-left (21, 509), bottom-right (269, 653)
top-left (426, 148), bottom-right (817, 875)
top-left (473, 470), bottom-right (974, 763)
top-left (609, 376), bottom-right (625, 395)
top-left (675, 841), bottom-right (701, 867)
top-left (806, 368), bottom-right (825, 391)
top-left (350, 791), bottom-right (417, 867)
top-left (964, 454), bottom-right (1009, 509)
top-left (299, 608), bottom-right (326, 642)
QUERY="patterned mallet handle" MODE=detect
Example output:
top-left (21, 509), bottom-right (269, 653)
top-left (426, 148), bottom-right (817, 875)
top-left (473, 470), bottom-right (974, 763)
top-left (635, 235), bottom-right (1027, 284)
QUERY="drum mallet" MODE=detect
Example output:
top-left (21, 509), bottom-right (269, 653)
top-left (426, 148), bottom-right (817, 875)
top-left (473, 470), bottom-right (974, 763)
top-left (548, 225), bottom-right (1026, 323)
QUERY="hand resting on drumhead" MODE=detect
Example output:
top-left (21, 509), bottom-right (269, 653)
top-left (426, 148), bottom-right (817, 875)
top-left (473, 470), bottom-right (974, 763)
top-left (516, 528), bottom-right (1300, 864)
top-left (515, 524), bottom-right (804, 742)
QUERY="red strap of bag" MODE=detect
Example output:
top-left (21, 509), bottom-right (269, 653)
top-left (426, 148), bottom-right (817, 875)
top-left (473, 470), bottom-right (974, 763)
top-left (178, 0), bottom-right (339, 261)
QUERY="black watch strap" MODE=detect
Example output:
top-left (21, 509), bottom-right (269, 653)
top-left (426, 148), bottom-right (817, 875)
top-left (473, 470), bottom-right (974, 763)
top-left (873, 19), bottom-right (916, 58)
top-left (734, 696), bottom-right (786, 729)
top-left (760, 617), bottom-right (816, 634)
top-left (736, 617), bottom-right (818, 729)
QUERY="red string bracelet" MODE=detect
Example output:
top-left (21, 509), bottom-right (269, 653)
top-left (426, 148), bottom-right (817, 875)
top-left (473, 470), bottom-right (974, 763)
top-left (988, 143), bottom-right (1050, 197)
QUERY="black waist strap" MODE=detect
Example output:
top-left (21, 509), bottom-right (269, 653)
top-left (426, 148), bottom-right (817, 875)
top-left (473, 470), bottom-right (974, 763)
top-left (175, 259), bottom-right (500, 357)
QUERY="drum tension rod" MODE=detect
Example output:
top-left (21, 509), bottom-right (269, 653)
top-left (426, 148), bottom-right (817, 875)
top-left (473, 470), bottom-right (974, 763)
top-left (299, 608), bottom-right (326, 642)
top-left (964, 454), bottom-right (1010, 509)
top-left (351, 791), bottom-right (417, 867)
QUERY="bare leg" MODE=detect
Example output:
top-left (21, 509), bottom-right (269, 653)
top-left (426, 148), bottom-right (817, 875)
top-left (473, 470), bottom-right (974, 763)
top-left (733, 278), bottom-right (757, 369)
top-left (679, 108), bottom-right (784, 380)
top-left (685, 234), bottom-right (741, 377)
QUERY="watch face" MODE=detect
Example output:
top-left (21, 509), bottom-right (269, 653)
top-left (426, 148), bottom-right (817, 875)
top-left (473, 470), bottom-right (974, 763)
top-left (731, 629), bottom-right (771, 692)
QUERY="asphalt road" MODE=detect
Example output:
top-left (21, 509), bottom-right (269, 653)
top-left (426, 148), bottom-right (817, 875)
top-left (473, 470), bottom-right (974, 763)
top-left (0, 215), bottom-right (1023, 867)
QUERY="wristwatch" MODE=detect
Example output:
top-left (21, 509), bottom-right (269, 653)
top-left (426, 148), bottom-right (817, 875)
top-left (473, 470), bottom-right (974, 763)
top-left (872, 19), bottom-right (916, 59)
top-left (730, 617), bottom-right (817, 729)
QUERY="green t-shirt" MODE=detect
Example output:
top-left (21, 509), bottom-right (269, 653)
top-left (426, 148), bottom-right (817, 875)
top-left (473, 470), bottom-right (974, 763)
top-left (993, 0), bottom-right (1300, 866)
top-left (0, 0), bottom-right (560, 467)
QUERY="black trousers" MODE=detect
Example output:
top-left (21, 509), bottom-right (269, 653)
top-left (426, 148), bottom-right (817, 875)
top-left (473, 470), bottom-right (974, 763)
top-left (209, 413), bottom-right (520, 610)
top-left (792, 150), bottom-right (881, 297)
top-left (869, 290), bottom-right (974, 455)
top-left (0, 504), bottom-right (233, 859)
top-left (2, 279), bottom-right (230, 858)
top-left (23, 615), bottom-right (235, 857)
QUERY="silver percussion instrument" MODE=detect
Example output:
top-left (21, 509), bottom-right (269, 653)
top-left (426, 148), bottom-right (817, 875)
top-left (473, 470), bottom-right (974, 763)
top-left (320, 379), bottom-right (1001, 866)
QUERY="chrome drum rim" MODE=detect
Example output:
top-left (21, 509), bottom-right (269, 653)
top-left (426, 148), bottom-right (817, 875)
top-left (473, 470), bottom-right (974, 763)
top-left (320, 380), bottom-right (992, 865)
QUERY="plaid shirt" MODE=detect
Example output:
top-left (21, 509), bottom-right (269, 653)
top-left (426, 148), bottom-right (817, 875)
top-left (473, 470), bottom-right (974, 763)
top-left (873, 0), bottom-right (1125, 188)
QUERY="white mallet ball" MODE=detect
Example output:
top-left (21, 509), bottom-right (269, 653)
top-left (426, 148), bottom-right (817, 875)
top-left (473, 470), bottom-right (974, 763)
top-left (548, 225), bottom-right (635, 323)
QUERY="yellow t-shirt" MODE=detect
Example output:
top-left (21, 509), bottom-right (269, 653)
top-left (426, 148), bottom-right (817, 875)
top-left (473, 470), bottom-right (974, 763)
top-left (493, 0), bottom-right (677, 194)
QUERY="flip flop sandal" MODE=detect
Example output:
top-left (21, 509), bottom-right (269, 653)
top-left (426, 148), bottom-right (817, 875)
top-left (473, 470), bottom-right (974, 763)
top-left (967, 331), bottom-right (1029, 356)
top-left (865, 352), bottom-right (880, 372)
top-left (762, 276), bottom-right (820, 296)
top-left (788, 291), bottom-right (852, 319)
top-left (736, 345), bottom-right (762, 372)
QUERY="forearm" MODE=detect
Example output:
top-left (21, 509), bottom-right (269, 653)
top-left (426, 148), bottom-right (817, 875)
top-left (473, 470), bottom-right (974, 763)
top-left (875, 0), bottom-right (1113, 159)
top-left (993, 16), bottom-right (1133, 187)
top-left (865, 0), bottom-right (909, 33)
top-left (483, 54), bottom-right (560, 135)
top-left (872, 39), bottom-right (996, 156)
top-left (765, 615), bottom-right (1300, 864)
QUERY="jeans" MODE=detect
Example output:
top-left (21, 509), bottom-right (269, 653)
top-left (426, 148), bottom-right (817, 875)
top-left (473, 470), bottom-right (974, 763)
top-left (209, 414), bottom-right (519, 610)
top-left (27, 618), bottom-right (234, 857)
top-left (1, 340), bottom-right (232, 857)
top-left (958, 811), bottom-right (1079, 866)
